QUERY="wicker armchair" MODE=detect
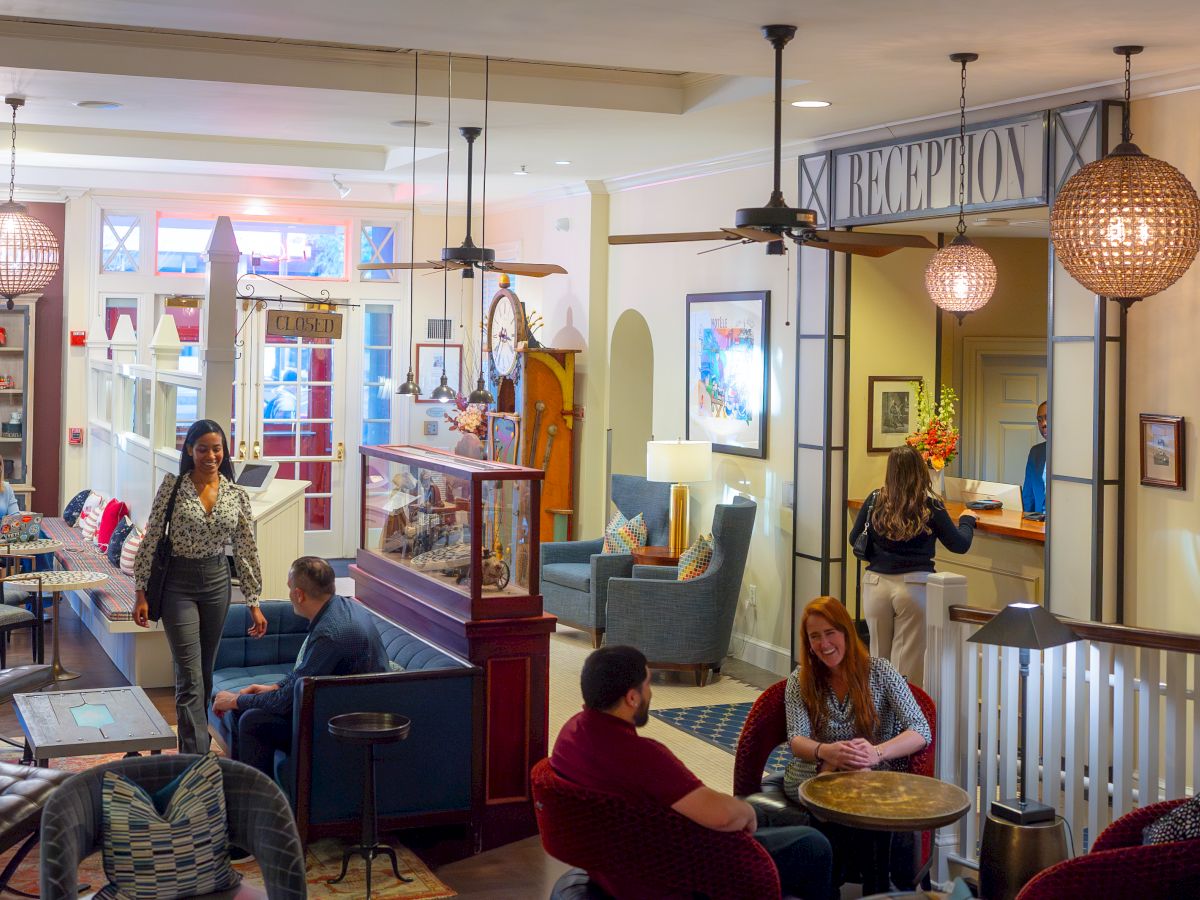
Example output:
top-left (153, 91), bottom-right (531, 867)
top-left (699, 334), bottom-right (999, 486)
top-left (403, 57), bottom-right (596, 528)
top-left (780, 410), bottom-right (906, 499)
top-left (532, 758), bottom-right (780, 900)
top-left (1015, 799), bottom-right (1200, 899)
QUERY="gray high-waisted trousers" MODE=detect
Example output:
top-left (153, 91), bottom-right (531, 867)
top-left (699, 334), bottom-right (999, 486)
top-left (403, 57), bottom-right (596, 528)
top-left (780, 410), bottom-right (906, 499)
top-left (160, 554), bottom-right (230, 755)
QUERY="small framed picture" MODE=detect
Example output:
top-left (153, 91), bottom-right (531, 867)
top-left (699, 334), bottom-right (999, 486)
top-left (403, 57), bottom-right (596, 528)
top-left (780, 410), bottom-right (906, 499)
top-left (422, 421), bottom-right (439, 437)
top-left (1140, 414), bottom-right (1185, 490)
top-left (487, 412), bottom-right (521, 464)
top-left (415, 343), bottom-right (463, 403)
top-left (867, 376), bottom-right (922, 453)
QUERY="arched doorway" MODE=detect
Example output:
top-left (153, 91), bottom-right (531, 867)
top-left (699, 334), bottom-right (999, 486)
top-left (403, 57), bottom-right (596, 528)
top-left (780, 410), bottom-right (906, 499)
top-left (608, 310), bottom-right (654, 478)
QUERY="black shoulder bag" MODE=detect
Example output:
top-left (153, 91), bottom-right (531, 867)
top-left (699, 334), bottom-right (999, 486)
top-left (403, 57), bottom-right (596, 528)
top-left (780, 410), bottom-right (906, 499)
top-left (145, 476), bottom-right (183, 623)
top-left (852, 491), bottom-right (877, 646)
top-left (851, 490), bottom-right (877, 560)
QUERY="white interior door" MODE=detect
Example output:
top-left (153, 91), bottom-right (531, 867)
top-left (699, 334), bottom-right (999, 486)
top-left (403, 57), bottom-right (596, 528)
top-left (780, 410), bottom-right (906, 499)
top-left (977, 354), bottom-right (1047, 485)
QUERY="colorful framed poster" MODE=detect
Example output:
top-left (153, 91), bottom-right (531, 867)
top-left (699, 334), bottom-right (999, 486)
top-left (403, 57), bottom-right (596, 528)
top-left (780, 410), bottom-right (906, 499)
top-left (415, 342), bottom-right (463, 403)
top-left (1140, 414), bottom-right (1185, 490)
top-left (685, 291), bottom-right (770, 458)
top-left (867, 376), bottom-right (923, 453)
top-left (487, 412), bottom-right (521, 464)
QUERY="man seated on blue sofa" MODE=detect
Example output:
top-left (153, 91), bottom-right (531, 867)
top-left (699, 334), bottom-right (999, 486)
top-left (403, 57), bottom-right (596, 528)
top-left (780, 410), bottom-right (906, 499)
top-left (212, 556), bottom-right (388, 777)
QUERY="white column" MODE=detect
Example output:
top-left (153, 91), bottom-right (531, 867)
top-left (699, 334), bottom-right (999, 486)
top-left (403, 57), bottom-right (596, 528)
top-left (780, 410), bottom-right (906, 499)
top-left (203, 216), bottom-right (240, 434)
top-left (59, 193), bottom-right (93, 498)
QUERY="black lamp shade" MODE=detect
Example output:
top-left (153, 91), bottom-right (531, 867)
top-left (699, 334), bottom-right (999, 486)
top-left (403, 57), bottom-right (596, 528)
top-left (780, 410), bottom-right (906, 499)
top-left (967, 602), bottom-right (1077, 651)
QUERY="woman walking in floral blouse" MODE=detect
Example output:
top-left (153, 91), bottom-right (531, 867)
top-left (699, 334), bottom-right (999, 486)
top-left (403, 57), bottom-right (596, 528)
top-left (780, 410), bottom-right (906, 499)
top-left (133, 419), bottom-right (267, 753)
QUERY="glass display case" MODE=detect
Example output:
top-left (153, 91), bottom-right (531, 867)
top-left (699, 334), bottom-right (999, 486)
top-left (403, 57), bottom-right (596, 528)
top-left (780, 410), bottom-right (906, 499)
top-left (357, 444), bottom-right (543, 620)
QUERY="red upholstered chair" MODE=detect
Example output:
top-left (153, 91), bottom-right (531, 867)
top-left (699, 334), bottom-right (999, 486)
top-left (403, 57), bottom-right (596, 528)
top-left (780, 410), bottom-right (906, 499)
top-left (531, 758), bottom-right (781, 900)
top-left (733, 679), bottom-right (937, 887)
top-left (1015, 799), bottom-right (1200, 899)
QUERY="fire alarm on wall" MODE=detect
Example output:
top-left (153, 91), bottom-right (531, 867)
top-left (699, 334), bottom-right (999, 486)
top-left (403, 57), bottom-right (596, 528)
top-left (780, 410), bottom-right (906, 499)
top-left (68, 427), bottom-right (83, 445)
top-left (69, 331), bottom-right (87, 347)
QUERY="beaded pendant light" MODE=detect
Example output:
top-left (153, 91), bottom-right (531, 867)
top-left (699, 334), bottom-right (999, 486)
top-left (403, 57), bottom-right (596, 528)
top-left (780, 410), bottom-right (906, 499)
top-left (1050, 46), bottom-right (1200, 306)
top-left (396, 54), bottom-right (422, 397)
top-left (0, 97), bottom-right (60, 309)
top-left (925, 54), bottom-right (997, 322)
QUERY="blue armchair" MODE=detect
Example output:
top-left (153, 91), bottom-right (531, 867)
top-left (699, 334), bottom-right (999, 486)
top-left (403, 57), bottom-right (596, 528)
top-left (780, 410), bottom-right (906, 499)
top-left (605, 496), bottom-right (756, 686)
top-left (208, 601), bottom-right (482, 848)
top-left (541, 474), bottom-right (671, 647)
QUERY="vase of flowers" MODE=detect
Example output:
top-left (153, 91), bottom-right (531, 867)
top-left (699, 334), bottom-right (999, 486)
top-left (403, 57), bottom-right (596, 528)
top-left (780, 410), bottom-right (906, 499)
top-left (906, 382), bottom-right (959, 497)
top-left (446, 395), bottom-right (489, 460)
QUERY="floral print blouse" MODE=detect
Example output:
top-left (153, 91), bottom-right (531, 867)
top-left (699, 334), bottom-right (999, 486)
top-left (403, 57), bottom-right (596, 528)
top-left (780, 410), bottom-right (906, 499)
top-left (133, 473), bottom-right (263, 606)
top-left (782, 656), bottom-right (931, 803)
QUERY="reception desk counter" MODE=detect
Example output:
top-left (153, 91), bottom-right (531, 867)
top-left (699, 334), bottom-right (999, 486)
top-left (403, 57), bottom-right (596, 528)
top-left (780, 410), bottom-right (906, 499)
top-left (847, 498), bottom-right (1045, 609)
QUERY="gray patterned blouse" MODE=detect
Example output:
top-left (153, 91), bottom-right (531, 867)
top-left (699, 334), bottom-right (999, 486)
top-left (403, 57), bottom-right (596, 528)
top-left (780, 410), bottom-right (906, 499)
top-left (782, 656), bottom-right (931, 803)
top-left (133, 473), bottom-right (263, 606)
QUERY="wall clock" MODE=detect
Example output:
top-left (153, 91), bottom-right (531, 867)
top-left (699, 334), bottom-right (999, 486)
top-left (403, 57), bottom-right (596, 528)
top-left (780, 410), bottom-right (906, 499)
top-left (487, 287), bottom-right (526, 381)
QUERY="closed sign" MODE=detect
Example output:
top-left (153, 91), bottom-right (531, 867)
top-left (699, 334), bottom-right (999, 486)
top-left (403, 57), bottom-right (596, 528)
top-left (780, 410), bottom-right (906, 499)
top-left (265, 310), bottom-right (343, 340)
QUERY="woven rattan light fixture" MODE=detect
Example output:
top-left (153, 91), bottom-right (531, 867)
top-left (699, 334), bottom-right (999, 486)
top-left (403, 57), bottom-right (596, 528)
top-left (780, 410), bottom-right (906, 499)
top-left (0, 97), bottom-right (60, 309)
top-left (925, 54), bottom-right (997, 322)
top-left (1050, 46), bottom-right (1200, 306)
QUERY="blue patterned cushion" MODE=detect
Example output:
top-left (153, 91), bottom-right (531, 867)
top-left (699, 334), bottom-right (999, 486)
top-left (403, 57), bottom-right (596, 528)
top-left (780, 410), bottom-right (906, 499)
top-left (106, 517), bottom-right (133, 567)
top-left (62, 489), bottom-right (90, 526)
top-left (677, 533), bottom-right (713, 581)
top-left (601, 511), bottom-right (647, 554)
top-left (97, 752), bottom-right (240, 900)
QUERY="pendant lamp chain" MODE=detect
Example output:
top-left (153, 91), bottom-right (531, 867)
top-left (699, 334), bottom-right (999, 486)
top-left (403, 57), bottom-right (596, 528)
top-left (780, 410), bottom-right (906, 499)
top-left (955, 57), bottom-right (967, 236)
top-left (1121, 49), bottom-right (1132, 144)
top-left (8, 100), bottom-right (16, 204)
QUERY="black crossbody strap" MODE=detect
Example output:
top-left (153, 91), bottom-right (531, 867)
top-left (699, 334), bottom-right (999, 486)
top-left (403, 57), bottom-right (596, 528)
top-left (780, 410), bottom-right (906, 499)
top-left (161, 475), bottom-right (183, 545)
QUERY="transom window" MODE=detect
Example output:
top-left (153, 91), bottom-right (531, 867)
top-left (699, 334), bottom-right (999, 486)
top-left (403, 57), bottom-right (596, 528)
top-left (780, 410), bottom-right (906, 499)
top-left (101, 212), bottom-right (140, 273)
top-left (156, 217), bottom-right (349, 279)
top-left (360, 223), bottom-right (400, 281)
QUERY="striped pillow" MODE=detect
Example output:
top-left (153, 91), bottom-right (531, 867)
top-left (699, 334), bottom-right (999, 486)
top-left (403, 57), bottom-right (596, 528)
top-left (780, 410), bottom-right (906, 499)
top-left (120, 527), bottom-right (143, 576)
top-left (97, 752), bottom-right (240, 900)
top-left (78, 501), bottom-right (109, 541)
top-left (601, 511), bottom-right (647, 555)
top-left (677, 533), bottom-right (714, 581)
top-left (75, 491), bottom-right (106, 529)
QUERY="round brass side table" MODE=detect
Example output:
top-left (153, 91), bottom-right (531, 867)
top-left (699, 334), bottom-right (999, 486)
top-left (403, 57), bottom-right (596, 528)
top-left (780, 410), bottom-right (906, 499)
top-left (979, 812), bottom-right (1070, 900)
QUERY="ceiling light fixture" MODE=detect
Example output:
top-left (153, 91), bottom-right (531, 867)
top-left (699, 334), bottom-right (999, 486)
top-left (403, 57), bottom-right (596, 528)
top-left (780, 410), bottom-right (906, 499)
top-left (331, 174), bottom-right (351, 200)
top-left (0, 97), bottom-right (61, 309)
top-left (790, 99), bottom-right (831, 108)
top-left (513, 165), bottom-right (529, 176)
top-left (74, 100), bottom-right (122, 110)
top-left (468, 57), bottom-right (496, 407)
top-left (554, 160), bottom-right (572, 166)
top-left (924, 53), bottom-right (997, 322)
top-left (389, 119), bottom-right (432, 128)
top-left (431, 52), bottom-right (458, 405)
top-left (1050, 46), bottom-right (1200, 307)
top-left (396, 53), bottom-right (422, 398)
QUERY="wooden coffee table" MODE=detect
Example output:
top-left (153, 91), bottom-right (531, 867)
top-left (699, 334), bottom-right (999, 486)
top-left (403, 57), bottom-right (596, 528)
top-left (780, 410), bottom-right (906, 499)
top-left (798, 770), bottom-right (970, 894)
top-left (13, 685), bottom-right (176, 766)
top-left (631, 545), bottom-right (681, 567)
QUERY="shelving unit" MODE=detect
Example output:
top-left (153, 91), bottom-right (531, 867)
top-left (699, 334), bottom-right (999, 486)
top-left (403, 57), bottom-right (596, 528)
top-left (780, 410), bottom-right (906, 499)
top-left (0, 301), bottom-right (34, 510)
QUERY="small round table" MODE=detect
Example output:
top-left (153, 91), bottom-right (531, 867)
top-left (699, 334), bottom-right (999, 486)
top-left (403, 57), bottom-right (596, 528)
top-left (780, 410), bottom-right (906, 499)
top-left (798, 770), bottom-right (970, 895)
top-left (2, 569), bottom-right (108, 682)
top-left (0, 539), bottom-right (63, 663)
top-left (327, 712), bottom-right (413, 896)
top-left (631, 545), bottom-right (681, 567)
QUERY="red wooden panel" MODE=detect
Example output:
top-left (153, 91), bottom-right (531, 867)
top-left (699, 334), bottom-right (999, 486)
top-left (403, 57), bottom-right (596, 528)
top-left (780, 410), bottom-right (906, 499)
top-left (485, 656), bottom-right (531, 803)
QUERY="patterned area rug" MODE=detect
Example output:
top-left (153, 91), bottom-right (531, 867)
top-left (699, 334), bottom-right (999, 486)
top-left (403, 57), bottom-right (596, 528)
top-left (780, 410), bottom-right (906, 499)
top-left (0, 747), bottom-right (456, 899)
top-left (650, 702), bottom-right (791, 775)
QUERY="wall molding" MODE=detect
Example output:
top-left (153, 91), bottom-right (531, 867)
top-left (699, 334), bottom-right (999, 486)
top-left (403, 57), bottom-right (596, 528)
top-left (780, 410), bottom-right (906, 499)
top-left (730, 631), bottom-right (791, 677)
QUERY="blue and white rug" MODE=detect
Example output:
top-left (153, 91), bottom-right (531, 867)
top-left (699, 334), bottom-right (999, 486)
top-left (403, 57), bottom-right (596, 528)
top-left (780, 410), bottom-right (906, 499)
top-left (650, 702), bottom-right (791, 775)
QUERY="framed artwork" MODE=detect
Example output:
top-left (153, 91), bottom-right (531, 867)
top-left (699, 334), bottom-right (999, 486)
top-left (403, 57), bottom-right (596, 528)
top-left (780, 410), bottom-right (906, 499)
top-left (1140, 414), bottom-right (1185, 490)
top-left (487, 412), bottom-right (521, 464)
top-left (415, 342), bottom-right (463, 403)
top-left (422, 421), bottom-right (439, 437)
top-left (685, 291), bottom-right (770, 458)
top-left (867, 376), bottom-right (922, 453)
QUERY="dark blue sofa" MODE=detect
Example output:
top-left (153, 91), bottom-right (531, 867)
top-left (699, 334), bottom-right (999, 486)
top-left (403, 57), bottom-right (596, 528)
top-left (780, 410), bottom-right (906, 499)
top-left (208, 600), bottom-right (482, 846)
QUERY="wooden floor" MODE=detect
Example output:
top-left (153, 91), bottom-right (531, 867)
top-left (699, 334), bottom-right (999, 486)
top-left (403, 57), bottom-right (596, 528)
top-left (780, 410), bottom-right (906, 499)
top-left (3, 606), bottom-right (789, 898)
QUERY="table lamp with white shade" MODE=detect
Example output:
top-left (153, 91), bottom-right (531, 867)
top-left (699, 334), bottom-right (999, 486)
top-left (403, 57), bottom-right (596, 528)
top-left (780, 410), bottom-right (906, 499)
top-left (646, 439), bottom-right (712, 555)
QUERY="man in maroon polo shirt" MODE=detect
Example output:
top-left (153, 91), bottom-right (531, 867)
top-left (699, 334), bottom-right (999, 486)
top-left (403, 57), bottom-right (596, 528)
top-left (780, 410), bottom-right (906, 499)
top-left (552, 645), bottom-right (834, 899)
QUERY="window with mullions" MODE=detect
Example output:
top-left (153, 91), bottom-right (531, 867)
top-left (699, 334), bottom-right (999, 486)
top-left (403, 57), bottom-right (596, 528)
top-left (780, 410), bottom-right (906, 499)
top-left (360, 223), bottom-right (400, 281)
top-left (156, 217), bottom-right (348, 278)
top-left (101, 212), bottom-right (140, 272)
top-left (362, 304), bottom-right (395, 446)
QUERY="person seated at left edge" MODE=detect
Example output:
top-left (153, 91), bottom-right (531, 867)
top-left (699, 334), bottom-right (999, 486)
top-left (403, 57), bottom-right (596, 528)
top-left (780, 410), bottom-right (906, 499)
top-left (212, 556), bottom-right (388, 778)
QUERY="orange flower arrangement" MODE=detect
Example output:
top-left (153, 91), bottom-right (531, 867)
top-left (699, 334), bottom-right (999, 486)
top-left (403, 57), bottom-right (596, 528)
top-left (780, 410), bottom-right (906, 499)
top-left (906, 382), bottom-right (959, 470)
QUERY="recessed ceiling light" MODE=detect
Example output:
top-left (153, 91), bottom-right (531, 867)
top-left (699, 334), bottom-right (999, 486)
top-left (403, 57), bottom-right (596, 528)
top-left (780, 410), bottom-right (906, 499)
top-left (389, 119), bottom-right (432, 128)
top-left (513, 165), bottom-right (529, 176)
top-left (790, 100), bottom-right (831, 108)
top-left (554, 160), bottom-right (572, 166)
top-left (75, 100), bottom-right (122, 110)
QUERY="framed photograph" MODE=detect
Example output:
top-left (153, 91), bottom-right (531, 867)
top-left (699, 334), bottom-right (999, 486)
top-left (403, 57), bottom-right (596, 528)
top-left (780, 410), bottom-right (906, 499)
top-left (1140, 414), bottom-right (1185, 489)
top-left (415, 342), bottom-right (463, 403)
top-left (488, 412), bottom-right (521, 464)
top-left (422, 420), bottom-right (439, 437)
top-left (685, 291), bottom-right (770, 458)
top-left (867, 376), bottom-right (922, 453)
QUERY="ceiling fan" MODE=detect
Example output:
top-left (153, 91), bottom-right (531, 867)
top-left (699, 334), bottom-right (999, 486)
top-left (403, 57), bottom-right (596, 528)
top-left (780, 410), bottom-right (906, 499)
top-left (608, 25), bottom-right (934, 258)
top-left (360, 64), bottom-right (567, 280)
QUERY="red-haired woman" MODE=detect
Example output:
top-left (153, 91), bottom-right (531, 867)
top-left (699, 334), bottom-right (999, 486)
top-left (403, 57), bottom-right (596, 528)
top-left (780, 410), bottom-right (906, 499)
top-left (783, 596), bottom-right (931, 891)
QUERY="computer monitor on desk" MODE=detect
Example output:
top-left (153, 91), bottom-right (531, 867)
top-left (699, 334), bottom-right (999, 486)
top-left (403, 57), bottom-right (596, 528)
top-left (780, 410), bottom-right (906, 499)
top-left (944, 476), bottom-right (1022, 511)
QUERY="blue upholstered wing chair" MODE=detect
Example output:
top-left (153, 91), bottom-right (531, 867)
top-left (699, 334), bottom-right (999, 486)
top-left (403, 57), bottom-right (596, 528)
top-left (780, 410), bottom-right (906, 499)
top-left (541, 474), bottom-right (671, 648)
top-left (605, 496), bottom-right (756, 685)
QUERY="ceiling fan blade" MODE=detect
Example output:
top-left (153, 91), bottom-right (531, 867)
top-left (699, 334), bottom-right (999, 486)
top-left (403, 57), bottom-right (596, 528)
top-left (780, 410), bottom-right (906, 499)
top-left (721, 227), bottom-right (780, 243)
top-left (804, 241), bottom-right (897, 258)
top-left (609, 231), bottom-right (734, 245)
top-left (485, 262), bottom-right (568, 277)
top-left (357, 262), bottom-right (443, 271)
top-left (809, 231), bottom-right (936, 251)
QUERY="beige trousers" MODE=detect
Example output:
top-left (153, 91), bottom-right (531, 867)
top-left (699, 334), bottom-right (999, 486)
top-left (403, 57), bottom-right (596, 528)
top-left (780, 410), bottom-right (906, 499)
top-left (862, 571), bottom-right (929, 688)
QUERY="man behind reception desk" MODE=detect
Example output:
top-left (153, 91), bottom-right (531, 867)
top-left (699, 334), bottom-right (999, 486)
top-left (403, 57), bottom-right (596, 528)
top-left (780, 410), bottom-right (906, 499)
top-left (1022, 402), bottom-right (1048, 514)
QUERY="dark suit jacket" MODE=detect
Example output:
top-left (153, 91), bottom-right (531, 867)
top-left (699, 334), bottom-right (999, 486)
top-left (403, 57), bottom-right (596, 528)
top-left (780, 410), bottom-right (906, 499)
top-left (1023, 441), bottom-right (1047, 513)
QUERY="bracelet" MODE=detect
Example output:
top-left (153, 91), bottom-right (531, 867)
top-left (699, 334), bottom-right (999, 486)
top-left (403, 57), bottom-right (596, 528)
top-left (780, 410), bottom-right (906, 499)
top-left (814, 743), bottom-right (823, 762)
top-left (876, 746), bottom-right (884, 762)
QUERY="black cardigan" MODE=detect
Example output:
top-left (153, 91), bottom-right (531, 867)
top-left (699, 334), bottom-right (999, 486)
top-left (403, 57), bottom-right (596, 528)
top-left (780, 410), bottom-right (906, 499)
top-left (850, 491), bottom-right (976, 574)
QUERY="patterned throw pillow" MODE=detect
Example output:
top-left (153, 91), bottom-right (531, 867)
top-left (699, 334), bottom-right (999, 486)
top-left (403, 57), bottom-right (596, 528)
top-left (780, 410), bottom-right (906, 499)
top-left (107, 517), bottom-right (134, 567)
top-left (78, 501), bottom-right (109, 541)
top-left (677, 533), bottom-right (714, 581)
top-left (1144, 795), bottom-right (1200, 845)
top-left (62, 489), bottom-right (91, 526)
top-left (96, 752), bottom-right (240, 900)
top-left (120, 527), bottom-right (143, 577)
top-left (601, 511), bottom-right (647, 554)
top-left (75, 491), bottom-right (106, 528)
top-left (97, 501), bottom-right (130, 550)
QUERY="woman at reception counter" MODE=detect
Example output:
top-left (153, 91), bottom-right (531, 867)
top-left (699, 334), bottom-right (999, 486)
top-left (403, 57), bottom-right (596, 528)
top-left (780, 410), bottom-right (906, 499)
top-left (849, 445), bottom-right (976, 687)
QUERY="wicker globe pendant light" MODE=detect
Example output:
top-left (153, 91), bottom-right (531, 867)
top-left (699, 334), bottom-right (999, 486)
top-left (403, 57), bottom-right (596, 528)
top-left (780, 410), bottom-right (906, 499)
top-left (396, 54), bottom-right (422, 397)
top-left (1050, 46), bottom-right (1200, 306)
top-left (0, 97), bottom-right (60, 309)
top-left (925, 54), bottom-right (997, 322)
